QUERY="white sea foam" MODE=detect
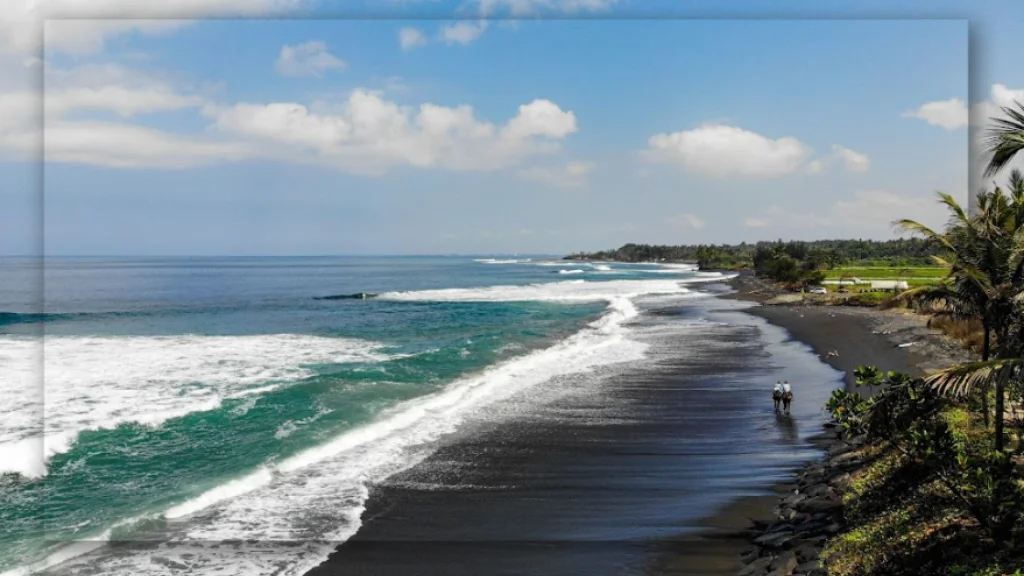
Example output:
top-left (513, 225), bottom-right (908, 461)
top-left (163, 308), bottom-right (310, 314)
top-left (21, 280), bottom-right (686, 576)
top-left (557, 269), bottom-right (586, 274)
top-left (0, 334), bottom-right (393, 479)
top-left (473, 258), bottom-right (532, 264)
top-left (378, 278), bottom-right (723, 303)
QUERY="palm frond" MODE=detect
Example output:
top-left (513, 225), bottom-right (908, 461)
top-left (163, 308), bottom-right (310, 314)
top-left (936, 192), bottom-right (971, 225)
top-left (895, 218), bottom-right (955, 252)
top-left (983, 101), bottom-right (1024, 178)
top-left (924, 358), bottom-right (1024, 397)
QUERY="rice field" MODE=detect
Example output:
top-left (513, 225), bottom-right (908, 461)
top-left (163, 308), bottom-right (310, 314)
top-left (823, 266), bottom-right (948, 280)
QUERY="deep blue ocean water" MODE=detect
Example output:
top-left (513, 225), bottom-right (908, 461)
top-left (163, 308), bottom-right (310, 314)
top-left (0, 256), bottom-right (725, 576)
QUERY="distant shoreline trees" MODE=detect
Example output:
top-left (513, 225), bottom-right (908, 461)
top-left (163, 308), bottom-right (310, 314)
top-left (565, 238), bottom-right (942, 270)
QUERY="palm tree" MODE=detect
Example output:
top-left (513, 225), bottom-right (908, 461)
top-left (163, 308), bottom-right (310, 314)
top-left (895, 191), bottom-right (999, 427)
top-left (897, 185), bottom-right (1024, 449)
top-left (924, 357), bottom-right (1024, 452)
top-left (984, 100), bottom-right (1024, 178)
top-left (895, 193), bottom-right (996, 359)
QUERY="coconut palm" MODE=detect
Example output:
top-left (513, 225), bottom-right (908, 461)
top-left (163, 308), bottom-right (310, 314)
top-left (895, 190), bottom-right (1012, 427)
top-left (984, 100), bottom-right (1024, 178)
top-left (924, 357), bottom-right (1024, 452)
top-left (895, 193), bottom-right (996, 360)
top-left (896, 185), bottom-right (1024, 449)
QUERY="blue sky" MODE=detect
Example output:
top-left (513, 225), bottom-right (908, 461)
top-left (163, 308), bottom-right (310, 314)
top-left (1, 0), bottom-right (1016, 255)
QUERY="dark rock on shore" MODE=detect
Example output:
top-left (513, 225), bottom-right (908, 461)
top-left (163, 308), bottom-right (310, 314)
top-left (734, 423), bottom-right (862, 576)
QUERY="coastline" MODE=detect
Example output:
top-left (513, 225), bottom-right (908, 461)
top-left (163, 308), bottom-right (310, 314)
top-left (302, 272), bottom-right (971, 576)
top-left (700, 271), bottom-right (972, 575)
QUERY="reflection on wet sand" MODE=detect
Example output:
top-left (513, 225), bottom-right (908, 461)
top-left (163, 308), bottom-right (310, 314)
top-left (775, 411), bottom-right (799, 445)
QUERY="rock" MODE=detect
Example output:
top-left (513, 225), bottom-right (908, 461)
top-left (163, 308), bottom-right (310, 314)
top-left (794, 545), bottom-right (819, 563)
top-left (806, 484), bottom-right (831, 498)
top-left (827, 442), bottom-right (851, 457)
top-left (741, 547), bottom-right (761, 564)
top-left (738, 556), bottom-right (772, 576)
top-left (794, 559), bottom-right (824, 575)
top-left (774, 507), bottom-right (797, 522)
top-left (781, 509), bottom-right (810, 523)
top-left (770, 551), bottom-right (797, 571)
top-left (828, 473), bottom-right (852, 491)
top-left (782, 493), bottom-right (809, 508)
top-left (768, 552), bottom-right (799, 576)
top-left (824, 522), bottom-right (843, 535)
top-left (829, 451), bottom-right (862, 467)
top-left (767, 522), bottom-right (795, 534)
top-left (753, 531), bottom-right (796, 549)
top-left (797, 497), bottom-right (842, 514)
top-left (792, 520), bottom-right (828, 535)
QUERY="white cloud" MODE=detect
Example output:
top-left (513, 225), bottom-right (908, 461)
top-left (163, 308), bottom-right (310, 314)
top-left (45, 121), bottom-right (252, 168)
top-left (831, 144), bottom-right (870, 173)
top-left (666, 213), bottom-right (706, 230)
top-left (47, 86), bottom-right (204, 118)
top-left (909, 85), bottom-right (1022, 135)
top-left (440, 20), bottom-right (489, 45)
top-left (3, 0), bottom-right (305, 55)
top-left (519, 161), bottom-right (594, 188)
top-left (399, 27), bottom-right (428, 50)
top-left (742, 217), bottom-right (767, 228)
top-left (44, 63), bottom-right (208, 118)
top-left (645, 123), bottom-right (812, 178)
top-left (274, 41), bottom-right (345, 78)
top-left (902, 98), bottom-right (968, 130)
top-left (203, 91), bottom-right (577, 173)
top-left (474, 0), bottom-right (618, 16)
top-left (803, 160), bottom-right (825, 174)
top-left (0, 62), bottom-right (211, 161)
top-left (990, 83), bottom-right (1024, 109)
top-left (502, 99), bottom-right (578, 139)
top-left (3, 47), bottom-right (579, 173)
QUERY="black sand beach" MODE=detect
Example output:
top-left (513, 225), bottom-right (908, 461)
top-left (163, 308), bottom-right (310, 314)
top-left (305, 277), bottom-right (965, 576)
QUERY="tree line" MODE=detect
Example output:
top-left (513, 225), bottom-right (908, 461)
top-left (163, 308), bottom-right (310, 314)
top-left (565, 238), bottom-right (942, 270)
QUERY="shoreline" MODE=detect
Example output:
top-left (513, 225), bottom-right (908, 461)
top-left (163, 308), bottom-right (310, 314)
top-left (699, 272), bottom-right (971, 575)
top-left (302, 273), bottom-right (971, 576)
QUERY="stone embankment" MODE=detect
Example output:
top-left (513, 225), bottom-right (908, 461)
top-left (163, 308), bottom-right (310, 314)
top-left (736, 423), bottom-right (865, 576)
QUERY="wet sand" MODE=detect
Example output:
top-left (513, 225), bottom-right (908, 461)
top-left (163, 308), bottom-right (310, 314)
top-left (304, 280), bottom-right (960, 576)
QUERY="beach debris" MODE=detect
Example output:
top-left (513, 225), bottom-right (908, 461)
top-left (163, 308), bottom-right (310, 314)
top-left (897, 342), bottom-right (916, 348)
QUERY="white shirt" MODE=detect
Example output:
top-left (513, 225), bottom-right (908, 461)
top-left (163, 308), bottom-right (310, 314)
top-left (782, 383), bottom-right (792, 393)
top-left (774, 383), bottom-right (783, 393)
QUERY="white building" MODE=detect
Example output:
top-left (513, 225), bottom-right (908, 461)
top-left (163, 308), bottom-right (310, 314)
top-left (869, 280), bottom-right (909, 291)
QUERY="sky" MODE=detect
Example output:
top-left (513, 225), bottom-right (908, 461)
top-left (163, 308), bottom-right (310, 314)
top-left (0, 0), bottom-right (1019, 256)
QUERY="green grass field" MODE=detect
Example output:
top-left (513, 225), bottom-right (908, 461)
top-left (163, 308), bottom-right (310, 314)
top-left (823, 266), bottom-right (948, 280)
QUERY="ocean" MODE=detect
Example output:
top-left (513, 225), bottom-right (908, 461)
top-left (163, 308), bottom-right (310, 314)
top-left (0, 256), bottom-right (805, 576)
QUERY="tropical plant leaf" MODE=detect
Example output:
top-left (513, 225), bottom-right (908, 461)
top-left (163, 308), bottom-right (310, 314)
top-left (923, 358), bottom-right (1024, 397)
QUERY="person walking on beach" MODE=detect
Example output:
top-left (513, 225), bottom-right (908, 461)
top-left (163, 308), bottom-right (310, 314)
top-left (772, 381), bottom-right (784, 412)
top-left (782, 381), bottom-right (793, 414)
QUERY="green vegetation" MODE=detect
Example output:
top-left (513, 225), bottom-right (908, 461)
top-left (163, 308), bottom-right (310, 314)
top-left (821, 107), bottom-right (1024, 575)
top-left (565, 238), bottom-right (943, 269)
top-left (823, 267), bottom-right (948, 280)
top-left (822, 369), bottom-right (1024, 575)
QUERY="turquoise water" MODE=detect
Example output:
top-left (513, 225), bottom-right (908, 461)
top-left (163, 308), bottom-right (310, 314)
top-left (0, 256), bottom-right (718, 576)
